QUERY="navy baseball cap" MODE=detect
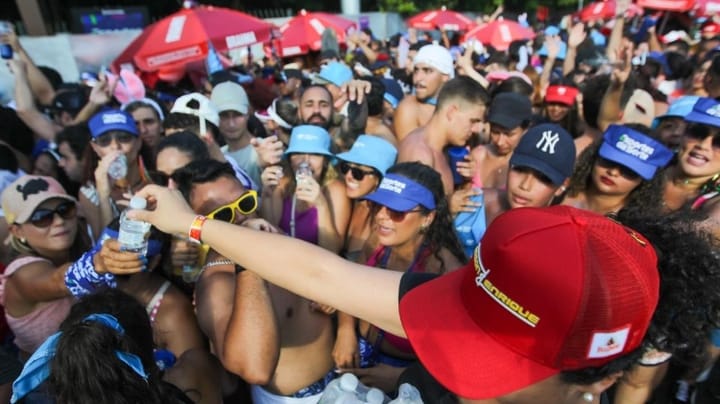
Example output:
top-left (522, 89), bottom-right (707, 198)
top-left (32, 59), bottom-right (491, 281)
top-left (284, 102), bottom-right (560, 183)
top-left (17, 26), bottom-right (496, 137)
top-left (488, 93), bottom-right (532, 130)
top-left (509, 124), bottom-right (576, 185)
top-left (598, 125), bottom-right (673, 180)
top-left (363, 173), bottom-right (436, 211)
top-left (88, 109), bottom-right (138, 138)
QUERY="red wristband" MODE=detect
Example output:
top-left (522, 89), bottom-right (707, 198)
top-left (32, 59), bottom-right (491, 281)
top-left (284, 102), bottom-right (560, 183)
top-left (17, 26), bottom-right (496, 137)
top-left (188, 215), bottom-right (207, 244)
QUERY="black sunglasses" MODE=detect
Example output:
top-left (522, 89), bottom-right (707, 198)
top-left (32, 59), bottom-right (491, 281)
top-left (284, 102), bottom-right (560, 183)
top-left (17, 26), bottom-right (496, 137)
top-left (27, 201), bottom-right (77, 228)
top-left (686, 125), bottom-right (720, 149)
top-left (596, 157), bottom-right (640, 180)
top-left (148, 171), bottom-right (170, 186)
top-left (339, 162), bottom-right (377, 181)
top-left (369, 201), bottom-right (424, 222)
top-left (93, 131), bottom-right (136, 147)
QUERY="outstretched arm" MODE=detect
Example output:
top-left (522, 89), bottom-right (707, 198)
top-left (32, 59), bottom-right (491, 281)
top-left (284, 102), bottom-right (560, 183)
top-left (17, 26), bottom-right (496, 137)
top-left (129, 185), bottom-right (405, 336)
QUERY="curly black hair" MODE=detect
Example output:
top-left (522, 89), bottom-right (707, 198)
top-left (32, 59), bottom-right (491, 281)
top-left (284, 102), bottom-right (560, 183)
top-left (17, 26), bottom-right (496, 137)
top-left (618, 210), bottom-right (720, 370)
top-left (384, 162), bottom-right (466, 272)
top-left (566, 127), bottom-right (666, 217)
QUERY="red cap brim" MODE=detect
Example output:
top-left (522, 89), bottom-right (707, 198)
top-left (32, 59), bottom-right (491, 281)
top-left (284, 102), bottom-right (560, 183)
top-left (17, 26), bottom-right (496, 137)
top-left (399, 266), bottom-right (559, 400)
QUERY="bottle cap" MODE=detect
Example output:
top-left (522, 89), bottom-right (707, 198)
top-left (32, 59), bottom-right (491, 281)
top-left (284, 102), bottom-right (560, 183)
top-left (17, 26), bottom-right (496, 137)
top-left (339, 372), bottom-right (359, 391)
top-left (129, 196), bottom-right (147, 210)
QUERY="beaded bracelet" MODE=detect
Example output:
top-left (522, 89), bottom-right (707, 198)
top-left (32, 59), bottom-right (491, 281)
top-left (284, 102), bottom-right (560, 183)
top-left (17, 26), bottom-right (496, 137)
top-left (188, 215), bottom-right (207, 244)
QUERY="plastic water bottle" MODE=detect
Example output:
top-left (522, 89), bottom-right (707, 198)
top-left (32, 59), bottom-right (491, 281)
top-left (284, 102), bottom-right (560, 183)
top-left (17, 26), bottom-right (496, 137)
top-left (295, 161), bottom-right (312, 184)
top-left (453, 175), bottom-right (486, 259)
top-left (387, 383), bottom-right (423, 404)
top-left (0, 21), bottom-right (14, 60)
top-left (365, 387), bottom-right (388, 404)
top-left (107, 154), bottom-right (128, 181)
top-left (318, 373), bottom-right (364, 404)
top-left (118, 196), bottom-right (151, 256)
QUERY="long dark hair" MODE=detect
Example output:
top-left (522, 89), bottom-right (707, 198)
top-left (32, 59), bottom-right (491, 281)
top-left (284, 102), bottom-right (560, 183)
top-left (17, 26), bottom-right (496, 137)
top-left (49, 289), bottom-right (191, 404)
top-left (385, 162), bottom-right (466, 272)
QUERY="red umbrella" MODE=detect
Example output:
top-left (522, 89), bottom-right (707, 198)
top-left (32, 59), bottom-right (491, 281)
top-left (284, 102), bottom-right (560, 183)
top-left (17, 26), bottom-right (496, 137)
top-left (695, 0), bottom-right (720, 17)
top-left (407, 6), bottom-right (475, 31)
top-left (636, 0), bottom-right (694, 12)
top-left (463, 18), bottom-right (535, 51)
top-left (277, 10), bottom-right (356, 57)
top-left (112, 4), bottom-right (276, 72)
top-left (579, 1), bottom-right (643, 22)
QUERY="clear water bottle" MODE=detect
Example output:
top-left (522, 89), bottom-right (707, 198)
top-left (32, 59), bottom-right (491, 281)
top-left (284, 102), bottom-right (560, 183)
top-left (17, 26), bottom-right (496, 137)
top-left (295, 161), bottom-right (312, 184)
top-left (365, 387), bottom-right (388, 404)
top-left (107, 154), bottom-right (128, 181)
top-left (118, 196), bottom-right (151, 256)
top-left (387, 383), bottom-right (423, 404)
top-left (318, 373), bottom-right (363, 404)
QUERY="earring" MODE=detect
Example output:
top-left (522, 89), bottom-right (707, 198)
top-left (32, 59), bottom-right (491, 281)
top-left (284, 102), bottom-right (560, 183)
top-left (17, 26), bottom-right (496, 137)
top-left (582, 392), bottom-right (594, 402)
top-left (20, 238), bottom-right (27, 244)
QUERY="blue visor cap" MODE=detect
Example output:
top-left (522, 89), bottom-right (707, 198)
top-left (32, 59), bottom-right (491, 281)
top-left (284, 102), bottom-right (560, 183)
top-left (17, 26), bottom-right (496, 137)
top-left (598, 125), bottom-right (673, 180)
top-left (284, 125), bottom-right (334, 157)
top-left (88, 109), bottom-right (139, 138)
top-left (685, 97), bottom-right (720, 129)
top-left (363, 173), bottom-right (436, 211)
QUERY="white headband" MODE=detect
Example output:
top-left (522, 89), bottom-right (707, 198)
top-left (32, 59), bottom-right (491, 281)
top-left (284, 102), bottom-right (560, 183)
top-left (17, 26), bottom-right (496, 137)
top-left (121, 97), bottom-right (165, 121)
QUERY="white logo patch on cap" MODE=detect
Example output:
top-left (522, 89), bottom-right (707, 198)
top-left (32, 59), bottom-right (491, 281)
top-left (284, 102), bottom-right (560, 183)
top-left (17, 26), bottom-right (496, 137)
top-left (616, 134), bottom-right (654, 161)
top-left (587, 327), bottom-right (630, 358)
top-left (102, 113), bottom-right (127, 125)
top-left (379, 178), bottom-right (406, 194)
top-left (536, 131), bottom-right (560, 154)
top-left (297, 133), bottom-right (319, 141)
top-left (706, 105), bottom-right (720, 118)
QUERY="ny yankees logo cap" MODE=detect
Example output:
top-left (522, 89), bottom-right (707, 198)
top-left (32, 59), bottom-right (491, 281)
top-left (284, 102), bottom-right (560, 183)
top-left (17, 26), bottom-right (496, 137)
top-left (509, 123), bottom-right (576, 185)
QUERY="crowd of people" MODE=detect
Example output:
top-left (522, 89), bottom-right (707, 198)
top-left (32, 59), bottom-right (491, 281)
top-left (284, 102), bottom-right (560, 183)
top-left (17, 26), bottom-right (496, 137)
top-left (2, 1), bottom-right (720, 403)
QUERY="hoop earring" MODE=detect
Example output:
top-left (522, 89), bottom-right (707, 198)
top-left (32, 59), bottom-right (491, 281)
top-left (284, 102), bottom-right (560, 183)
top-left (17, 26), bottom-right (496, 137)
top-left (582, 392), bottom-right (594, 402)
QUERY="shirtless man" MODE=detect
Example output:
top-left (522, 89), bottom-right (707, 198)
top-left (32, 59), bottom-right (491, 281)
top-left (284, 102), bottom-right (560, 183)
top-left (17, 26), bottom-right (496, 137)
top-left (470, 92), bottom-right (532, 189)
top-left (172, 159), bottom-right (336, 404)
top-left (393, 44), bottom-right (454, 141)
top-left (397, 76), bottom-right (489, 196)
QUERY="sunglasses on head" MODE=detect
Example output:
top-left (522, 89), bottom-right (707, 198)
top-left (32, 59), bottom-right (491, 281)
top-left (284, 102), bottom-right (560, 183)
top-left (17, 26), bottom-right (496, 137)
top-left (339, 162), bottom-right (377, 181)
top-left (685, 125), bottom-right (720, 149)
top-left (93, 131), bottom-right (136, 147)
top-left (596, 157), bottom-right (640, 180)
top-left (369, 201), bottom-right (424, 222)
top-left (206, 190), bottom-right (258, 223)
top-left (26, 201), bottom-right (77, 228)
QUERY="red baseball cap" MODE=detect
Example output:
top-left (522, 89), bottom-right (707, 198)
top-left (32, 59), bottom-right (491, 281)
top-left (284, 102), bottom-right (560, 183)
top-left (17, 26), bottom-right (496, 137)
top-left (702, 20), bottom-right (720, 39)
top-left (544, 85), bottom-right (579, 106)
top-left (399, 206), bottom-right (659, 399)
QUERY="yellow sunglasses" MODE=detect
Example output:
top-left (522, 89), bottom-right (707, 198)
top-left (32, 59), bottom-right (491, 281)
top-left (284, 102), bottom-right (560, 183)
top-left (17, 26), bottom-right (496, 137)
top-left (206, 190), bottom-right (258, 223)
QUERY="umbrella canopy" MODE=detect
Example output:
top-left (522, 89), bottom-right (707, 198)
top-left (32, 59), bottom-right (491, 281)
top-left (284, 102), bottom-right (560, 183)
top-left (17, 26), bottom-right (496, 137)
top-left (579, 1), bottom-right (643, 22)
top-left (112, 4), bottom-right (276, 72)
top-left (407, 6), bottom-right (475, 31)
top-left (636, 0), bottom-right (694, 12)
top-left (277, 10), bottom-right (357, 57)
top-left (463, 19), bottom-right (535, 51)
top-left (695, 0), bottom-right (720, 17)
